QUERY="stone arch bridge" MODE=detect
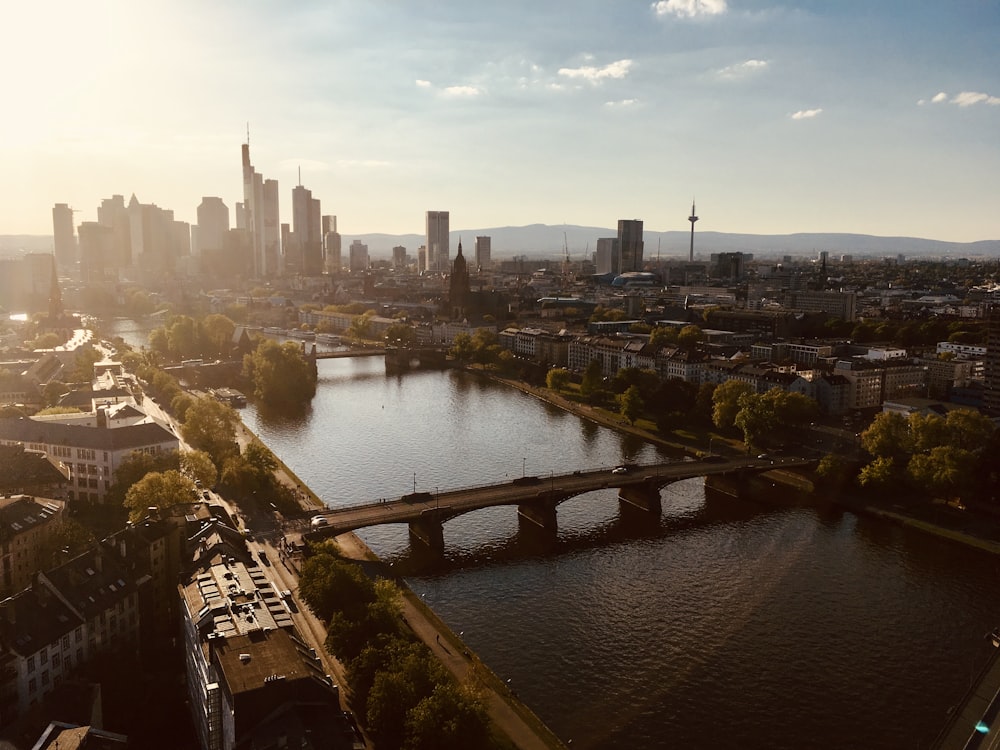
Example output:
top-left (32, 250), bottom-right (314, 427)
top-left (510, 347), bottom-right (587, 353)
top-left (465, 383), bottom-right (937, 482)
top-left (301, 456), bottom-right (813, 551)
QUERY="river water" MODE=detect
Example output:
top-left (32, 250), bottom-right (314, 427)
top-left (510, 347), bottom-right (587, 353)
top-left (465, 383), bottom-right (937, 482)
top-left (104, 320), bottom-right (1000, 749)
top-left (234, 356), bottom-right (1000, 750)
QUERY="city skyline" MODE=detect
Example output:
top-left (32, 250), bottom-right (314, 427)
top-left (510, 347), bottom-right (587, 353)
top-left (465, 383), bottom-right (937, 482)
top-left (3, 0), bottom-right (998, 242)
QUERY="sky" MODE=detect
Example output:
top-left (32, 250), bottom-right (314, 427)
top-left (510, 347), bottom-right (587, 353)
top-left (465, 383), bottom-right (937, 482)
top-left (2, 0), bottom-right (998, 243)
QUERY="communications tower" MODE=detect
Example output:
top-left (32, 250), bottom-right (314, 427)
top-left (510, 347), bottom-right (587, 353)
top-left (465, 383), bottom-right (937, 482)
top-left (688, 200), bottom-right (698, 262)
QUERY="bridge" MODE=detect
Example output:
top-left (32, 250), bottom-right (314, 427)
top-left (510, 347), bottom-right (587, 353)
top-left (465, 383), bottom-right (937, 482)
top-left (301, 456), bottom-right (813, 550)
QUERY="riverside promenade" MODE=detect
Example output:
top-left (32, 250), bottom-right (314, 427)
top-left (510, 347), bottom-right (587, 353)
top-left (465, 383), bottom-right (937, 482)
top-left (232, 418), bottom-right (568, 750)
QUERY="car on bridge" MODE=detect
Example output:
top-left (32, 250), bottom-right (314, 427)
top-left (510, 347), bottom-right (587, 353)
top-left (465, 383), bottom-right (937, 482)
top-left (611, 466), bottom-right (628, 475)
top-left (310, 516), bottom-right (328, 528)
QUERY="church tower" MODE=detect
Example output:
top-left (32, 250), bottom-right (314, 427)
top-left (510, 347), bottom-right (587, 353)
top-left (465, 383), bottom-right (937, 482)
top-left (449, 239), bottom-right (470, 320)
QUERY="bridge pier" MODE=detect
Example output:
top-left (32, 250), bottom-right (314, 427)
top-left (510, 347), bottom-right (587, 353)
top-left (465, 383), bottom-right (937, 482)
top-left (517, 500), bottom-right (558, 532)
top-left (408, 517), bottom-right (444, 551)
top-left (618, 484), bottom-right (662, 515)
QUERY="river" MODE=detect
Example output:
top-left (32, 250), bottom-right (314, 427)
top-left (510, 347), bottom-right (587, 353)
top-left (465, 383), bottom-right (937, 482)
top-left (102, 320), bottom-right (1000, 749)
top-left (236, 356), bottom-right (1000, 750)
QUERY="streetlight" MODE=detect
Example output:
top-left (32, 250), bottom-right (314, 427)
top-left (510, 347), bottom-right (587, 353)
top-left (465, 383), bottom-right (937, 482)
top-left (522, 457), bottom-right (526, 478)
top-left (413, 472), bottom-right (416, 493)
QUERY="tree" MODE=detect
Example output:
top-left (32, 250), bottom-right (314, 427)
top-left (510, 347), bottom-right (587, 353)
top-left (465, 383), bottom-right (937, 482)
top-left (109, 450), bottom-right (180, 504)
top-left (546, 368), bottom-right (571, 392)
top-left (649, 326), bottom-right (678, 348)
top-left (860, 412), bottom-right (911, 461)
top-left (180, 450), bottom-right (218, 489)
top-left (166, 315), bottom-right (200, 359)
top-left (448, 333), bottom-right (474, 361)
top-left (148, 327), bottom-right (170, 355)
top-left (816, 454), bottom-right (854, 490)
top-left (350, 311), bottom-right (375, 339)
top-left (676, 324), bottom-right (704, 349)
top-left (945, 408), bottom-right (995, 451)
top-left (711, 380), bottom-right (753, 430)
top-left (908, 446), bottom-right (976, 501)
top-left (171, 392), bottom-right (195, 421)
top-left (858, 456), bottom-right (897, 488)
top-left (298, 552), bottom-right (377, 623)
top-left (243, 339), bottom-right (317, 408)
top-left (403, 683), bottom-right (490, 750)
top-left (384, 323), bottom-right (416, 346)
top-left (580, 359), bottom-right (604, 401)
top-left (41, 380), bottom-right (69, 407)
top-left (202, 314), bottom-right (235, 356)
top-left (619, 385), bottom-right (644, 425)
top-left (180, 398), bottom-right (239, 467)
top-left (123, 470), bottom-right (195, 521)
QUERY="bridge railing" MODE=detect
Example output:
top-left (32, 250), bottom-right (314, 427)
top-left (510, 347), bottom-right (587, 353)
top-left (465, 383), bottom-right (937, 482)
top-left (317, 457), bottom-right (772, 514)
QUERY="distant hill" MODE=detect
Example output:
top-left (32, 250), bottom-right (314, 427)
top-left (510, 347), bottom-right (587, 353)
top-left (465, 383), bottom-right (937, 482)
top-left (344, 225), bottom-right (1000, 259)
top-left (0, 236), bottom-right (53, 256)
top-left (4, 227), bottom-right (997, 261)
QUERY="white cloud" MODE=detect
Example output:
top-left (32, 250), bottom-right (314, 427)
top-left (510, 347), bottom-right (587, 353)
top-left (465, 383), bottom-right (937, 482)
top-left (441, 85), bottom-right (482, 98)
top-left (652, 0), bottom-right (727, 19)
top-left (415, 79), bottom-right (431, 88)
top-left (791, 108), bottom-right (823, 120)
top-left (718, 59), bottom-right (768, 79)
top-left (335, 159), bottom-right (392, 169)
top-left (931, 91), bottom-right (948, 103)
top-left (604, 98), bottom-right (639, 108)
top-left (558, 59), bottom-right (633, 83)
top-left (952, 91), bottom-right (1000, 107)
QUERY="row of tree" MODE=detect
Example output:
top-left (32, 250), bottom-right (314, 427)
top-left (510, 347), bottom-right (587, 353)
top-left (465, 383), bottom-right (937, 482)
top-left (298, 548), bottom-right (491, 750)
top-left (849, 408), bottom-right (1000, 504)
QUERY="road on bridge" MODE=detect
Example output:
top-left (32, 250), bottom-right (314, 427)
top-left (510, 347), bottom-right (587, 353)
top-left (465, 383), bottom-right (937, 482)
top-left (300, 455), bottom-right (811, 540)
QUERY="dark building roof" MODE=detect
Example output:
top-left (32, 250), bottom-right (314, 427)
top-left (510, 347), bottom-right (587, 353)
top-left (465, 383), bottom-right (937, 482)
top-left (0, 444), bottom-right (67, 492)
top-left (42, 548), bottom-right (137, 624)
top-left (0, 494), bottom-right (62, 544)
top-left (0, 418), bottom-right (176, 452)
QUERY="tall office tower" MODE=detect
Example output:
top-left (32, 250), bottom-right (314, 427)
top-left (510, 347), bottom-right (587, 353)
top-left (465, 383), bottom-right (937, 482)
top-left (292, 180), bottom-right (322, 275)
top-left (984, 306), bottom-right (1000, 415)
top-left (241, 141), bottom-right (281, 277)
top-left (126, 195), bottom-right (187, 276)
top-left (417, 246), bottom-right (426, 272)
top-left (617, 219), bottom-right (644, 273)
top-left (425, 211), bottom-right (449, 272)
top-left (97, 195), bottom-right (131, 269)
top-left (196, 197), bottom-right (230, 256)
top-left (78, 222), bottom-right (114, 283)
top-left (392, 246), bottom-right (407, 269)
top-left (474, 236), bottom-right (491, 270)
top-left (688, 200), bottom-right (698, 262)
top-left (348, 240), bottom-right (369, 273)
top-left (322, 215), bottom-right (342, 274)
top-left (595, 237), bottom-right (617, 275)
top-left (52, 204), bottom-right (76, 270)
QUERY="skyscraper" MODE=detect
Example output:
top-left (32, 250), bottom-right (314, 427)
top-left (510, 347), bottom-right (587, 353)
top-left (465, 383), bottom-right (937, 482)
top-left (97, 195), bottom-right (131, 270)
top-left (617, 219), bottom-right (644, 273)
top-left (425, 211), bottom-right (449, 272)
top-left (292, 180), bottom-right (322, 275)
top-left (348, 240), bottom-right (369, 273)
top-left (52, 204), bottom-right (76, 270)
top-left (78, 222), bottom-right (114, 283)
top-left (241, 140), bottom-right (280, 277)
top-left (195, 197), bottom-right (230, 256)
top-left (474, 236), bottom-right (491, 270)
top-left (595, 237), bottom-right (617, 275)
top-left (323, 215), bottom-right (342, 274)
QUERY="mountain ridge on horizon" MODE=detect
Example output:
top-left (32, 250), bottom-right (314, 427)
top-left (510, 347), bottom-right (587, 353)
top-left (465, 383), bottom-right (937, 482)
top-left (2, 226), bottom-right (998, 260)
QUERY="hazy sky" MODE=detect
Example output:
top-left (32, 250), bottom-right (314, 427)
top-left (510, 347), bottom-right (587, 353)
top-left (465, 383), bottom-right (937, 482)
top-left (2, 0), bottom-right (998, 242)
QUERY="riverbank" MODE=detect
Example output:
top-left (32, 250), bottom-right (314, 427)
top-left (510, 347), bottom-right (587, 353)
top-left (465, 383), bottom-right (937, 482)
top-left (480, 369), bottom-right (1000, 557)
top-left (236, 416), bottom-right (568, 750)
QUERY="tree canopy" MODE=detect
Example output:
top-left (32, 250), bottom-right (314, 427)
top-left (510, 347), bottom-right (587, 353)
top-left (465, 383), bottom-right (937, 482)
top-left (180, 398), bottom-right (240, 467)
top-left (123, 469), bottom-right (195, 521)
top-left (242, 339), bottom-right (317, 408)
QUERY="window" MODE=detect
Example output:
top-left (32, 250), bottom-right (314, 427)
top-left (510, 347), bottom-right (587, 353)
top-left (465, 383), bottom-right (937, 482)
top-left (28, 678), bottom-right (36, 694)
top-left (27, 655), bottom-right (35, 671)
top-left (61, 635), bottom-right (69, 651)
top-left (40, 651), bottom-right (47, 665)
top-left (75, 627), bottom-right (82, 643)
top-left (41, 670), bottom-right (49, 685)
top-left (52, 653), bottom-right (60, 669)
